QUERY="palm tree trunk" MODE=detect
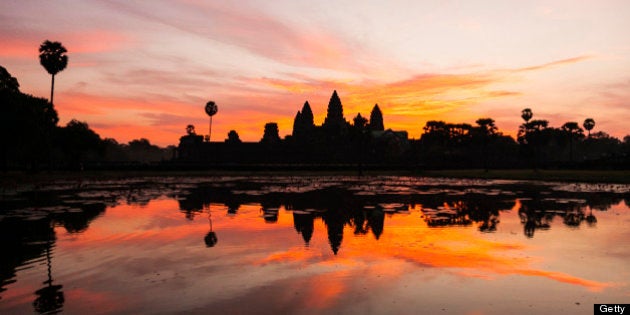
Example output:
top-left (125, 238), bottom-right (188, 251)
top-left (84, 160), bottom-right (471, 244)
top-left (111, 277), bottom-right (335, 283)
top-left (50, 74), bottom-right (55, 105)
top-left (208, 116), bottom-right (213, 142)
top-left (47, 74), bottom-right (55, 171)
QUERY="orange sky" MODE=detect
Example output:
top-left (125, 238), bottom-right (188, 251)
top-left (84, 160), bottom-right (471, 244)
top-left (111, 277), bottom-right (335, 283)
top-left (2, 1), bottom-right (629, 146)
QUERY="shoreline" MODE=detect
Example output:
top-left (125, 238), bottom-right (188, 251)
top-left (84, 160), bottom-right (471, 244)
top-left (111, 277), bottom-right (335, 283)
top-left (2, 169), bottom-right (630, 185)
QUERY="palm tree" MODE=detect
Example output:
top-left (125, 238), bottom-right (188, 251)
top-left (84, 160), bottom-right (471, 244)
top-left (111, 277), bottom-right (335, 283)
top-left (39, 41), bottom-right (68, 106)
top-left (561, 122), bottom-right (584, 162)
top-left (204, 101), bottom-right (218, 141)
top-left (186, 124), bottom-right (196, 135)
top-left (519, 108), bottom-right (535, 169)
top-left (583, 118), bottom-right (595, 138)
top-left (521, 108), bottom-right (533, 123)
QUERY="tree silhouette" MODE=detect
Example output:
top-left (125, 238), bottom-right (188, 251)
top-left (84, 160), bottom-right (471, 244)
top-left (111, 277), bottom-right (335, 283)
top-left (521, 108), bottom-right (533, 123)
top-left (561, 122), bottom-right (584, 162)
top-left (475, 118), bottom-right (497, 171)
top-left (475, 118), bottom-right (497, 136)
top-left (38, 41), bottom-right (68, 106)
top-left (368, 104), bottom-right (384, 131)
top-left (204, 101), bottom-right (218, 141)
top-left (0, 66), bottom-right (20, 93)
top-left (583, 118), bottom-right (595, 138)
top-left (518, 119), bottom-right (548, 169)
top-left (55, 120), bottom-right (102, 169)
top-left (226, 130), bottom-right (241, 143)
top-left (186, 124), bottom-right (196, 135)
top-left (1, 69), bottom-right (59, 170)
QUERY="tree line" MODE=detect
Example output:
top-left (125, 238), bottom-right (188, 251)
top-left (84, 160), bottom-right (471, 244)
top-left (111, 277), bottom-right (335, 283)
top-left (1, 41), bottom-right (173, 171)
top-left (415, 111), bottom-right (630, 169)
top-left (3, 40), bottom-right (629, 170)
top-left (414, 109), bottom-right (629, 169)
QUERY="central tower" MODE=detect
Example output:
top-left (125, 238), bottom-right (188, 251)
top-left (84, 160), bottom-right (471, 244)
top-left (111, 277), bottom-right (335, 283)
top-left (323, 90), bottom-right (346, 130)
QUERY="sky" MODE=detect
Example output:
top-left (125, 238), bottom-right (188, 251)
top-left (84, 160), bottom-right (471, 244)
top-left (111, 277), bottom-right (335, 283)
top-left (1, 0), bottom-right (629, 146)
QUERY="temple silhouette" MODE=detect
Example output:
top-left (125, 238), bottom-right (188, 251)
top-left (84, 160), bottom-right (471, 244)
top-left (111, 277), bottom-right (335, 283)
top-left (177, 90), bottom-right (410, 166)
top-left (4, 59), bottom-right (628, 171)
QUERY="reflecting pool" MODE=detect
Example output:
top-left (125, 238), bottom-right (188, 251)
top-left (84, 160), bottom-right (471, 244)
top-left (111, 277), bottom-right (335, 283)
top-left (1, 176), bottom-right (629, 314)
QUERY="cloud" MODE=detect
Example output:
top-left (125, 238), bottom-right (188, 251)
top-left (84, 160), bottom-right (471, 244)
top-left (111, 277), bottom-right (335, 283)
top-left (100, 1), bottom-right (368, 71)
top-left (0, 30), bottom-right (131, 59)
top-left (51, 50), bottom-right (598, 145)
top-left (513, 55), bottom-right (593, 72)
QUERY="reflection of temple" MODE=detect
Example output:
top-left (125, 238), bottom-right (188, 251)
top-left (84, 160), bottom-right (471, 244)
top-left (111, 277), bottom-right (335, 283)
top-left (174, 182), bottom-right (613, 254)
top-left (177, 90), bottom-right (410, 165)
top-left (293, 212), bottom-right (314, 245)
top-left (322, 209), bottom-right (347, 255)
top-left (351, 206), bottom-right (385, 240)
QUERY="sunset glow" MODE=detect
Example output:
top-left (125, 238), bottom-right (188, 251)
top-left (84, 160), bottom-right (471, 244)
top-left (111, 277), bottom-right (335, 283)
top-left (60, 198), bottom-right (615, 294)
top-left (2, 1), bottom-right (629, 145)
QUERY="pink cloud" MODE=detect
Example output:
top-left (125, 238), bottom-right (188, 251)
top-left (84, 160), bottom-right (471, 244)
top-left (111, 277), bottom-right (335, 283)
top-left (100, 1), bottom-right (366, 70)
top-left (0, 30), bottom-right (131, 59)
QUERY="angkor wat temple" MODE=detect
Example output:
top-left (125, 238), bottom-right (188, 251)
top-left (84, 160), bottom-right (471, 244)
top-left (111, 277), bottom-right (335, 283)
top-left (177, 90), bottom-right (410, 166)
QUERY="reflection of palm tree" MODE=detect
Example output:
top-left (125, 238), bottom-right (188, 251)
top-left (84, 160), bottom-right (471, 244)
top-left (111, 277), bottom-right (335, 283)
top-left (38, 40), bottom-right (68, 106)
top-left (585, 207), bottom-right (597, 226)
top-left (204, 205), bottom-right (217, 247)
top-left (33, 227), bottom-right (64, 314)
top-left (518, 200), bottom-right (551, 238)
top-left (563, 205), bottom-right (584, 227)
top-left (523, 219), bottom-right (536, 238)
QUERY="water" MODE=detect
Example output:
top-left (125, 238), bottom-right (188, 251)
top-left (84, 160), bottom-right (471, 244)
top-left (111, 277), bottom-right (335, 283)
top-left (1, 176), bottom-right (629, 314)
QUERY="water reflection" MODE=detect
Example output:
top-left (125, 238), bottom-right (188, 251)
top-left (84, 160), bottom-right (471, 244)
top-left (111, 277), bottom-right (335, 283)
top-left (1, 176), bottom-right (628, 313)
top-left (33, 231), bottom-right (64, 315)
top-left (204, 205), bottom-right (218, 247)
